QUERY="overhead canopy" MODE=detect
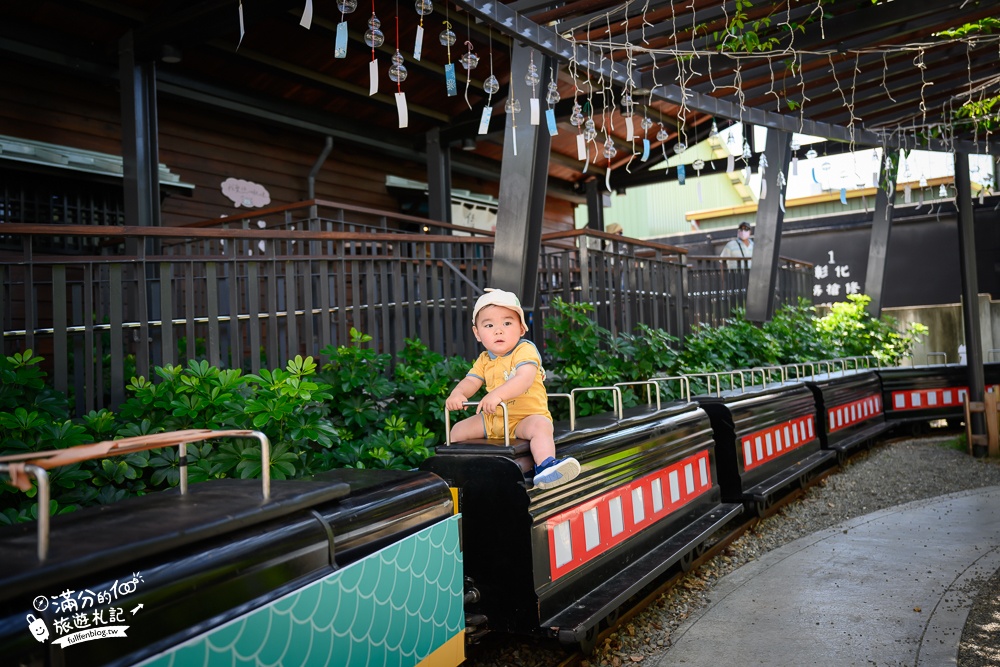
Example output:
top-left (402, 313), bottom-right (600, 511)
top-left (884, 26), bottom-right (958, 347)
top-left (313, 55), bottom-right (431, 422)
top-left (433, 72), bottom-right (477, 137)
top-left (2, 1), bottom-right (998, 195)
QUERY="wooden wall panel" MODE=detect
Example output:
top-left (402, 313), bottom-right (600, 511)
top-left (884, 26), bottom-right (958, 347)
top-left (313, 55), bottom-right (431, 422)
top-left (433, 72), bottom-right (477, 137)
top-left (0, 60), bottom-right (577, 231)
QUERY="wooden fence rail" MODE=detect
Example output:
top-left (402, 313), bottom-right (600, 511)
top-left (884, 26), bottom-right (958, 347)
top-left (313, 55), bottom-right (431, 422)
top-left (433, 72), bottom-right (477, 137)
top-left (1, 219), bottom-right (811, 413)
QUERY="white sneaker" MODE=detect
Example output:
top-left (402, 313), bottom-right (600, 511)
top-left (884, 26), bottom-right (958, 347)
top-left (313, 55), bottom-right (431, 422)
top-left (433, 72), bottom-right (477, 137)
top-left (533, 457), bottom-right (581, 490)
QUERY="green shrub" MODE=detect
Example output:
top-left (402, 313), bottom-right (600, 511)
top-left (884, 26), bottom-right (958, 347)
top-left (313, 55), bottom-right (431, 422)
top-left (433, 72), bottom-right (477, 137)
top-left (816, 294), bottom-right (928, 366)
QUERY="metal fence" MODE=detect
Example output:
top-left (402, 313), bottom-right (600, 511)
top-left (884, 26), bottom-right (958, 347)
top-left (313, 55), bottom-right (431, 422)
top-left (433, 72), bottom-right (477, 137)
top-left (1, 203), bottom-right (811, 412)
top-left (686, 255), bottom-right (813, 328)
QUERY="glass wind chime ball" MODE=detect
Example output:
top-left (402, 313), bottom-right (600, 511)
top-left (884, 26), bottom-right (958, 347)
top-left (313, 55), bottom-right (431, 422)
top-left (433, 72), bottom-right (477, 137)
top-left (483, 75), bottom-right (499, 94)
top-left (546, 81), bottom-right (560, 105)
top-left (570, 102), bottom-right (584, 126)
top-left (693, 159), bottom-right (705, 171)
top-left (603, 137), bottom-right (617, 159)
top-left (640, 116), bottom-right (654, 131)
top-left (459, 50), bottom-right (479, 70)
top-left (805, 148), bottom-right (818, 159)
top-left (337, 0), bottom-right (357, 13)
top-left (389, 50), bottom-right (408, 83)
top-left (656, 125), bottom-right (668, 142)
top-left (583, 118), bottom-right (597, 141)
top-left (525, 63), bottom-right (540, 87)
top-left (673, 142), bottom-right (687, 154)
top-left (414, 0), bottom-right (433, 16)
top-left (439, 27), bottom-right (456, 46)
top-left (619, 92), bottom-right (634, 118)
top-left (364, 15), bottom-right (384, 48)
top-left (505, 97), bottom-right (521, 113)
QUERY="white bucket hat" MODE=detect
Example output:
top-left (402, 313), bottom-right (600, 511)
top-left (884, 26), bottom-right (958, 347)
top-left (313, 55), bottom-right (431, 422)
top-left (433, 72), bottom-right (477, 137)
top-left (472, 288), bottom-right (528, 330)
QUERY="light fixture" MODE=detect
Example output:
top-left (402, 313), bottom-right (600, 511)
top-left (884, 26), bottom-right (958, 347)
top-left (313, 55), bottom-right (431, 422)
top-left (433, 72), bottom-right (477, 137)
top-left (160, 44), bottom-right (182, 64)
top-left (461, 138), bottom-right (477, 151)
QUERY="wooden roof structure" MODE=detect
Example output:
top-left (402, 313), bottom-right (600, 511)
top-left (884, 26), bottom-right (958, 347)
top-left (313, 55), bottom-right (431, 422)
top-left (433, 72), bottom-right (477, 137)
top-left (3, 1), bottom-right (998, 200)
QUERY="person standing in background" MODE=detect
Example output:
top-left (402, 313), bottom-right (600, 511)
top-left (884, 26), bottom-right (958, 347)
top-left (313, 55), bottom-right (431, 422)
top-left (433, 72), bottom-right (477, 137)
top-left (720, 221), bottom-right (753, 267)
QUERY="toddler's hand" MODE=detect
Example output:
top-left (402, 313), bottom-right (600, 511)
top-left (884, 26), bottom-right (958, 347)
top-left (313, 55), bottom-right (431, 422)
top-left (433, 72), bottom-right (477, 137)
top-left (478, 391), bottom-right (504, 415)
top-left (445, 393), bottom-right (468, 412)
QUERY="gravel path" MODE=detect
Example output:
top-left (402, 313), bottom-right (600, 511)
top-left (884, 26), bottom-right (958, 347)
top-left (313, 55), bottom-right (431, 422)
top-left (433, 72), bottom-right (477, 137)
top-left (465, 433), bottom-right (1000, 667)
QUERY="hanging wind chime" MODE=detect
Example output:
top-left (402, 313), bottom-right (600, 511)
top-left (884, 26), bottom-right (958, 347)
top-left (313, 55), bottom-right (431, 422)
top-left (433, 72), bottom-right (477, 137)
top-left (389, 1), bottom-right (408, 128)
top-left (440, 19), bottom-right (457, 96)
top-left (414, 0), bottom-right (432, 60)
top-left (544, 67), bottom-right (560, 137)
top-left (365, 1), bottom-right (384, 96)
top-left (334, 0), bottom-right (357, 58)
top-left (506, 41), bottom-right (522, 155)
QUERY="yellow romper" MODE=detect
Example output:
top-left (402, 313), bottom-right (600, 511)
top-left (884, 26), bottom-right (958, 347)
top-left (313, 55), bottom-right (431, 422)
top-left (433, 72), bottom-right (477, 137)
top-left (468, 339), bottom-right (552, 439)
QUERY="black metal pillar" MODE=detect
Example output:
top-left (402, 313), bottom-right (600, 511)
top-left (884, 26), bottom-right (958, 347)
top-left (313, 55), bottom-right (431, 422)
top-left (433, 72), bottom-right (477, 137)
top-left (585, 179), bottom-right (605, 231)
top-left (955, 151), bottom-right (987, 455)
top-left (864, 150), bottom-right (899, 316)
top-left (426, 127), bottom-right (453, 224)
top-left (491, 43), bottom-right (552, 310)
top-left (746, 130), bottom-right (791, 322)
top-left (119, 31), bottom-right (161, 232)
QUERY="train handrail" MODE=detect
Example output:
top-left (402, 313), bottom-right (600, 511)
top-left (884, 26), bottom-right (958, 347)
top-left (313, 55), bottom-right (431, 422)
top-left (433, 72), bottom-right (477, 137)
top-left (571, 386), bottom-right (624, 420)
top-left (548, 393), bottom-right (576, 432)
top-left (989, 349), bottom-right (1000, 363)
top-left (444, 401), bottom-right (510, 447)
top-left (614, 381), bottom-right (662, 411)
top-left (927, 352), bottom-right (947, 365)
top-left (780, 363), bottom-right (804, 381)
top-left (0, 429), bottom-right (271, 562)
top-left (683, 372), bottom-right (745, 397)
top-left (755, 366), bottom-right (788, 385)
top-left (743, 368), bottom-right (767, 389)
top-left (649, 376), bottom-right (691, 403)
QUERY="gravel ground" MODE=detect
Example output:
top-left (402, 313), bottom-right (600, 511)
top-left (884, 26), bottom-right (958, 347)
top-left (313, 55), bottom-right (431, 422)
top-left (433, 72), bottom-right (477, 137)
top-left (465, 432), bottom-right (1000, 667)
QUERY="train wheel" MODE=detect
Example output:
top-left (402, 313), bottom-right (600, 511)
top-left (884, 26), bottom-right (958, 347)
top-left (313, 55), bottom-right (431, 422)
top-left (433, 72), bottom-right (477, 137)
top-left (753, 497), bottom-right (772, 517)
top-left (603, 607), bottom-right (620, 629)
top-left (680, 550), bottom-right (696, 572)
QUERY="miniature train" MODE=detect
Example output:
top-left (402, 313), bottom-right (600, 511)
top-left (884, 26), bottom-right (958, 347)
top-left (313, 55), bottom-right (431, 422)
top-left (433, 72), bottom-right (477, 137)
top-left (0, 361), bottom-right (994, 664)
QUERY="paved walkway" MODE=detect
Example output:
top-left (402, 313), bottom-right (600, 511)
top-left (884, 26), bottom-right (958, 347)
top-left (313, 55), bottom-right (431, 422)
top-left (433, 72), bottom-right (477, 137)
top-left (655, 487), bottom-right (1000, 667)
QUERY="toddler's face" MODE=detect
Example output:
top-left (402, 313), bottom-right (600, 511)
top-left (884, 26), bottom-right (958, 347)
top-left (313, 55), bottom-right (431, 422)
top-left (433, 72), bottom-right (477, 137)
top-left (473, 305), bottom-right (526, 356)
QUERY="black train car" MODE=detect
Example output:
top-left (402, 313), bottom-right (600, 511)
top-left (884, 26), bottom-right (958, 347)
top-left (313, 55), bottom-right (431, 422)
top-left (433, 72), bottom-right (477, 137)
top-left (878, 363), bottom-right (1000, 430)
top-left (0, 439), bottom-right (463, 667)
top-left (805, 370), bottom-right (892, 461)
top-left (695, 383), bottom-right (836, 515)
top-left (422, 397), bottom-right (742, 650)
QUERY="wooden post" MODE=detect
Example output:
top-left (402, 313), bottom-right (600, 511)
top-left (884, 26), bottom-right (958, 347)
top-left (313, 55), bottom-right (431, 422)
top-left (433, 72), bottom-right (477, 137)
top-left (965, 388), bottom-right (1000, 457)
top-left (986, 388), bottom-right (999, 458)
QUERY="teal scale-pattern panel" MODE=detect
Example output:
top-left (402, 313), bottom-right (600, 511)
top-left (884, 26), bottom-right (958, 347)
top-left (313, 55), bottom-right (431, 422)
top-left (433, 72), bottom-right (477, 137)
top-left (139, 516), bottom-right (463, 667)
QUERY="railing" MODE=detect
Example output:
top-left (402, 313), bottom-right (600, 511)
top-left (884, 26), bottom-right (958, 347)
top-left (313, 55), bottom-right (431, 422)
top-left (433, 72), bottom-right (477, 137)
top-left (536, 229), bottom-right (687, 338)
top-left (1, 202), bottom-right (812, 412)
top-left (1, 222), bottom-right (493, 414)
top-left (686, 255), bottom-right (813, 328)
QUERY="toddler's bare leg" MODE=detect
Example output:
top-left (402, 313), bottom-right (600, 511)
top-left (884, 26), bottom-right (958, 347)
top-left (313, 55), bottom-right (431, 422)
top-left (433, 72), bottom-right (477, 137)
top-left (450, 415), bottom-right (487, 443)
top-left (515, 414), bottom-right (556, 465)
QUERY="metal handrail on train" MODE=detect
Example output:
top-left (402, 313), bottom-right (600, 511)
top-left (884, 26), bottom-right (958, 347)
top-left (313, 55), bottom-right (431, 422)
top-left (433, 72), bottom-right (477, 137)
top-left (444, 401), bottom-right (510, 447)
top-left (649, 376), bottom-right (692, 403)
top-left (756, 366), bottom-right (788, 385)
top-left (548, 393), bottom-right (576, 432)
top-left (927, 352), bottom-right (947, 365)
top-left (0, 429), bottom-right (271, 562)
top-left (614, 380), bottom-right (662, 411)
top-left (571, 386), bottom-right (624, 420)
top-left (683, 371), bottom-right (745, 397)
top-left (989, 349), bottom-right (1000, 363)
